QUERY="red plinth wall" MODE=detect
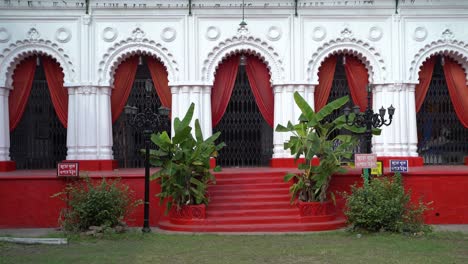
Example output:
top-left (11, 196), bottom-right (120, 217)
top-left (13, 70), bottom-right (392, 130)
top-left (1, 166), bottom-right (468, 229)
top-left (0, 161), bottom-right (16, 172)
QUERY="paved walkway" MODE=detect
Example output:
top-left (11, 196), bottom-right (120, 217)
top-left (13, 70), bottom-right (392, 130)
top-left (1, 225), bottom-right (468, 237)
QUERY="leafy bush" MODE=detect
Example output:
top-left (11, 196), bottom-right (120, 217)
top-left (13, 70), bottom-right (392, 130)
top-left (53, 177), bottom-right (141, 232)
top-left (343, 173), bottom-right (431, 233)
top-left (149, 103), bottom-right (224, 212)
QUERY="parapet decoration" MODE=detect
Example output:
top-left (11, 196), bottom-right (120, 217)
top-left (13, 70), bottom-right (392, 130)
top-left (0, 38), bottom-right (75, 88)
top-left (202, 23), bottom-right (284, 85)
top-left (409, 37), bottom-right (468, 84)
top-left (307, 36), bottom-right (386, 84)
top-left (98, 36), bottom-right (179, 87)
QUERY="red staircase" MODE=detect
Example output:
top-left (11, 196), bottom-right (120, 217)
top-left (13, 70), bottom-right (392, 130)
top-left (158, 168), bottom-right (346, 232)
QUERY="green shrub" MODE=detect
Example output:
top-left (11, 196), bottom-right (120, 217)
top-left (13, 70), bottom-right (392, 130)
top-left (343, 173), bottom-right (431, 233)
top-left (53, 177), bottom-right (141, 232)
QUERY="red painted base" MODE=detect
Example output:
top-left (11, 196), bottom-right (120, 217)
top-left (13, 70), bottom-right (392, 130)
top-left (377, 156), bottom-right (424, 167)
top-left (270, 158), bottom-right (320, 168)
top-left (0, 161), bottom-right (16, 172)
top-left (210, 158), bottom-right (216, 169)
top-left (66, 160), bottom-right (118, 171)
top-left (465, 157), bottom-right (468, 166)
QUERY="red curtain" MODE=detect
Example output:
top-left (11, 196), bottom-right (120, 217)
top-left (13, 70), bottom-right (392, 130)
top-left (443, 57), bottom-right (468, 128)
top-left (314, 55), bottom-right (337, 111)
top-left (111, 56), bottom-right (139, 123)
top-left (211, 55), bottom-right (240, 127)
top-left (147, 56), bottom-right (171, 109)
top-left (245, 55), bottom-right (274, 127)
top-left (344, 56), bottom-right (369, 111)
top-left (415, 56), bottom-right (436, 112)
top-left (42, 56), bottom-right (68, 127)
top-left (8, 56), bottom-right (37, 131)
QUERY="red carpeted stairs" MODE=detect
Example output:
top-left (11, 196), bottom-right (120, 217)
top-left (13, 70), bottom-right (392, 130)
top-left (158, 168), bottom-right (346, 232)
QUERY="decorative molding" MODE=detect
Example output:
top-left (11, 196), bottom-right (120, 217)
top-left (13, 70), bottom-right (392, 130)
top-left (413, 27), bottom-right (428, 42)
top-left (82, 14), bottom-right (91, 25)
top-left (98, 38), bottom-right (179, 86)
top-left (55, 27), bottom-right (72, 43)
top-left (27, 27), bottom-right (40, 41)
top-left (131, 27), bottom-right (146, 41)
top-left (368, 26), bottom-right (383, 42)
top-left (160, 27), bottom-right (177, 42)
top-left (307, 37), bottom-right (386, 84)
top-left (266, 26), bottom-right (282, 41)
top-left (441, 28), bottom-right (454, 42)
top-left (0, 27), bottom-right (11, 43)
top-left (76, 86), bottom-right (97, 95)
top-left (0, 39), bottom-right (75, 88)
top-left (202, 23), bottom-right (284, 85)
top-left (102, 27), bottom-right (118, 42)
top-left (409, 39), bottom-right (468, 84)
top-left (205, 26), bottom-right (221, 41)
top-left (312, 26), bottom-right (326, 42)
top-left (340, 26), bottom-right (353, 39)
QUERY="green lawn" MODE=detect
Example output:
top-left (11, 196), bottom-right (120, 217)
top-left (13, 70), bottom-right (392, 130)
top-left (1, 231), bottom-right (467, 264)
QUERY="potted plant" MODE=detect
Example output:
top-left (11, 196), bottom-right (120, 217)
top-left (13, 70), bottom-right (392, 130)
top-left (275, 92), bottom-right (376, 217)
top-left (149, 103), bottom-right (224, 221)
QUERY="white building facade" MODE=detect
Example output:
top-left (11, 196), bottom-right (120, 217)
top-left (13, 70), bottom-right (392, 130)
top-left (1, 0), bottom-right (468, 171)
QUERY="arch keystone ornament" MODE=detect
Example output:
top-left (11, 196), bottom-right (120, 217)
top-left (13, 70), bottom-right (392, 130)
top-left (307, 37), bottom-right (387, 84)
top-left (0, 39), bottom-right (76, 88)
top-left (202, 23), bottom-right (284, 85)
top-left (98, 38), bottom-right (179, 87)
top-left (409, 38), bottom-right (468, 84)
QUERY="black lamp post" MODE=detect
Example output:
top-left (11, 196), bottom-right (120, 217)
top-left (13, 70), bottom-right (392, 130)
top-left (343, 84), bottom-right (395, 181)
top-left (125, 80), bottom-right (170, 233)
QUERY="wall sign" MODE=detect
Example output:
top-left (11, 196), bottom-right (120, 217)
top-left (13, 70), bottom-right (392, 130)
top-left (57, 162), bottom-right (79, 177)
top-left (390, 160), bottom-right (409, 172)
top-left (354, 154), bottom-right (377, 169)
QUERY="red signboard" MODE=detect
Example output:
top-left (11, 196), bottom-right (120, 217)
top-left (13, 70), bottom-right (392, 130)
top-left (354, 154), bottom-right (377, 169)
top-left (57, 162), bottom-right (79, 177)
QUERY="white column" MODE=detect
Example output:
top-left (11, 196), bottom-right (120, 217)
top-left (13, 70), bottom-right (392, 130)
top-left (201, 85), bottom-right (212, 138)
top-left (373, 84), bottom-right (385, 155)
top-left (170, 86), bottom-right (179, 137)
top-left (407, 83), bottom-right (418, 156)
top-left (66, 86), bottom-right (113, 160)
top-left (0, 87), bottom-right (10, 161)
top-left (273, 85), bottom-right (286, 158)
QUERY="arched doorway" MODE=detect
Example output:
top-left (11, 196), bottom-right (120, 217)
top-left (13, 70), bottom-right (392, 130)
top-left (213, 54), bottom-right (273, 167)
top-left (112, 55), bottom-right (171, 168)
top-left (417, 55), bottom-right (468, 164)
top-left (317, 54), bottom-right (369, 155)
top-left (10, 56), bottom-right (67, 169)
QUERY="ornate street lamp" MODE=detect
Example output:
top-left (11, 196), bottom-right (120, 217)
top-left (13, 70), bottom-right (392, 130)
top-left (124, 79), bottom-right (170, 233)
top-left (343, 84), bottom-right (395, 181)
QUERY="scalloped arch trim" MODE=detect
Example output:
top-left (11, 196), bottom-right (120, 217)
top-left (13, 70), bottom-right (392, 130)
top-left (202, 35), bottom-right (285, 85)
top-left (307, 38), bottom-right (386, 84)
top-left (409, 40), bottom-right (468, 84)
top-left (98, 38), bottom-right (179, 87)
top-left (0, 39), bottom-right (75, 88)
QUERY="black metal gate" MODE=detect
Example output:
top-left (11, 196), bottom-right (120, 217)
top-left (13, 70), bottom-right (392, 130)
top-left (417, 56), bottom-right (468, 164)
top-left (326, 55), bottom-right (363, 155)
top-left (10, 60), bottom-right (67, 169)
top-left (214, 64), bottom-right (273, 167)
top-left (112, 58), bottom-right (170, 168)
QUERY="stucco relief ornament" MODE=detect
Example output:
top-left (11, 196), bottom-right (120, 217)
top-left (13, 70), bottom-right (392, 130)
top-left (28, 27), bottom-right (40, 41)
top-left (340, 27), bottom-right (353, 40)
top-left (82, 14), bottom-right (91, 25)
top-left (0, 27), bottom-right (11, 43)
top-left (132, 27), bottom-right (146, 41)
top-left (441, 29), bottom-right (454, 42)
top-left (237, 21), bottom-right (250, 40)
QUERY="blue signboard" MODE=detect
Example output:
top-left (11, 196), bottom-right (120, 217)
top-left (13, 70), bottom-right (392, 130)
top-left (390, 160), bottom-right (409, 172)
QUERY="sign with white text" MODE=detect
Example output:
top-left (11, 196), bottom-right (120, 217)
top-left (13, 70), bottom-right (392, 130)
top-left (354, 154), bottom-right (377, 169)
top-left (390, 160), bottom-right (409, 172)
top-left (57, 162), bottom-right (79, 177)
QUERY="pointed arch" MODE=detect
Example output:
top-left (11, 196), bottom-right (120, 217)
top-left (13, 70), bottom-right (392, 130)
top-left (409, 40), bottom-right (468, 84)
top-left (201, 35), bottom-right (285, 86)
top-left (307, 37), bottom-right (386, 85)
top-left (98, 38), bottom-right (179, 87)
top-left (0, 39), bottom-right (75, 88)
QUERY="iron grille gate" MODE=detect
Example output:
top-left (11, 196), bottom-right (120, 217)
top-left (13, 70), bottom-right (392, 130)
top-left (214, 65), bottom-right (273, 167)
top-left (10, 62), bottom-right (67, 169)
top-left (326, 55), bottom-right (363, 156)
top-left (112, 60), bottom-right (170, 168)
top-left (417, 56), bottom-right (468, 165)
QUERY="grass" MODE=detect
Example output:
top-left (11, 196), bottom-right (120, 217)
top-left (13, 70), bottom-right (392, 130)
top-left (1, 231), bottom-right (468, 264)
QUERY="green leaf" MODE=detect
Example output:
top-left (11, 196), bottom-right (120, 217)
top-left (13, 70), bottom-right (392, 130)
top-left (194, 119), bottom-right (203, 142)
top-left (284, 173), bottom-right (297, 182)
top-left (172, 126), bottom-right (192, 144)
top-left (316, 96), bottom-right (349, 123)
top-left (275, 124), bottom-right (290, 132)
top-left (294, 92), bottom-right (316, 123)
top-left (213, 165), bottom-right (222, 172)
top-left (175, 103), bottom-right (195, 133)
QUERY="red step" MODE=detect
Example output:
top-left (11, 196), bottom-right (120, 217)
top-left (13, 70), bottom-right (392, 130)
top-left (158, 168), bottom-right (345, 233)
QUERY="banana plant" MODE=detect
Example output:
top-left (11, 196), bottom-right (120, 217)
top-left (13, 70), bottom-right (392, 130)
top-left (276, 92), bottom-right (380, 203)
top-left (149, 103), bottom-right (225, 212)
